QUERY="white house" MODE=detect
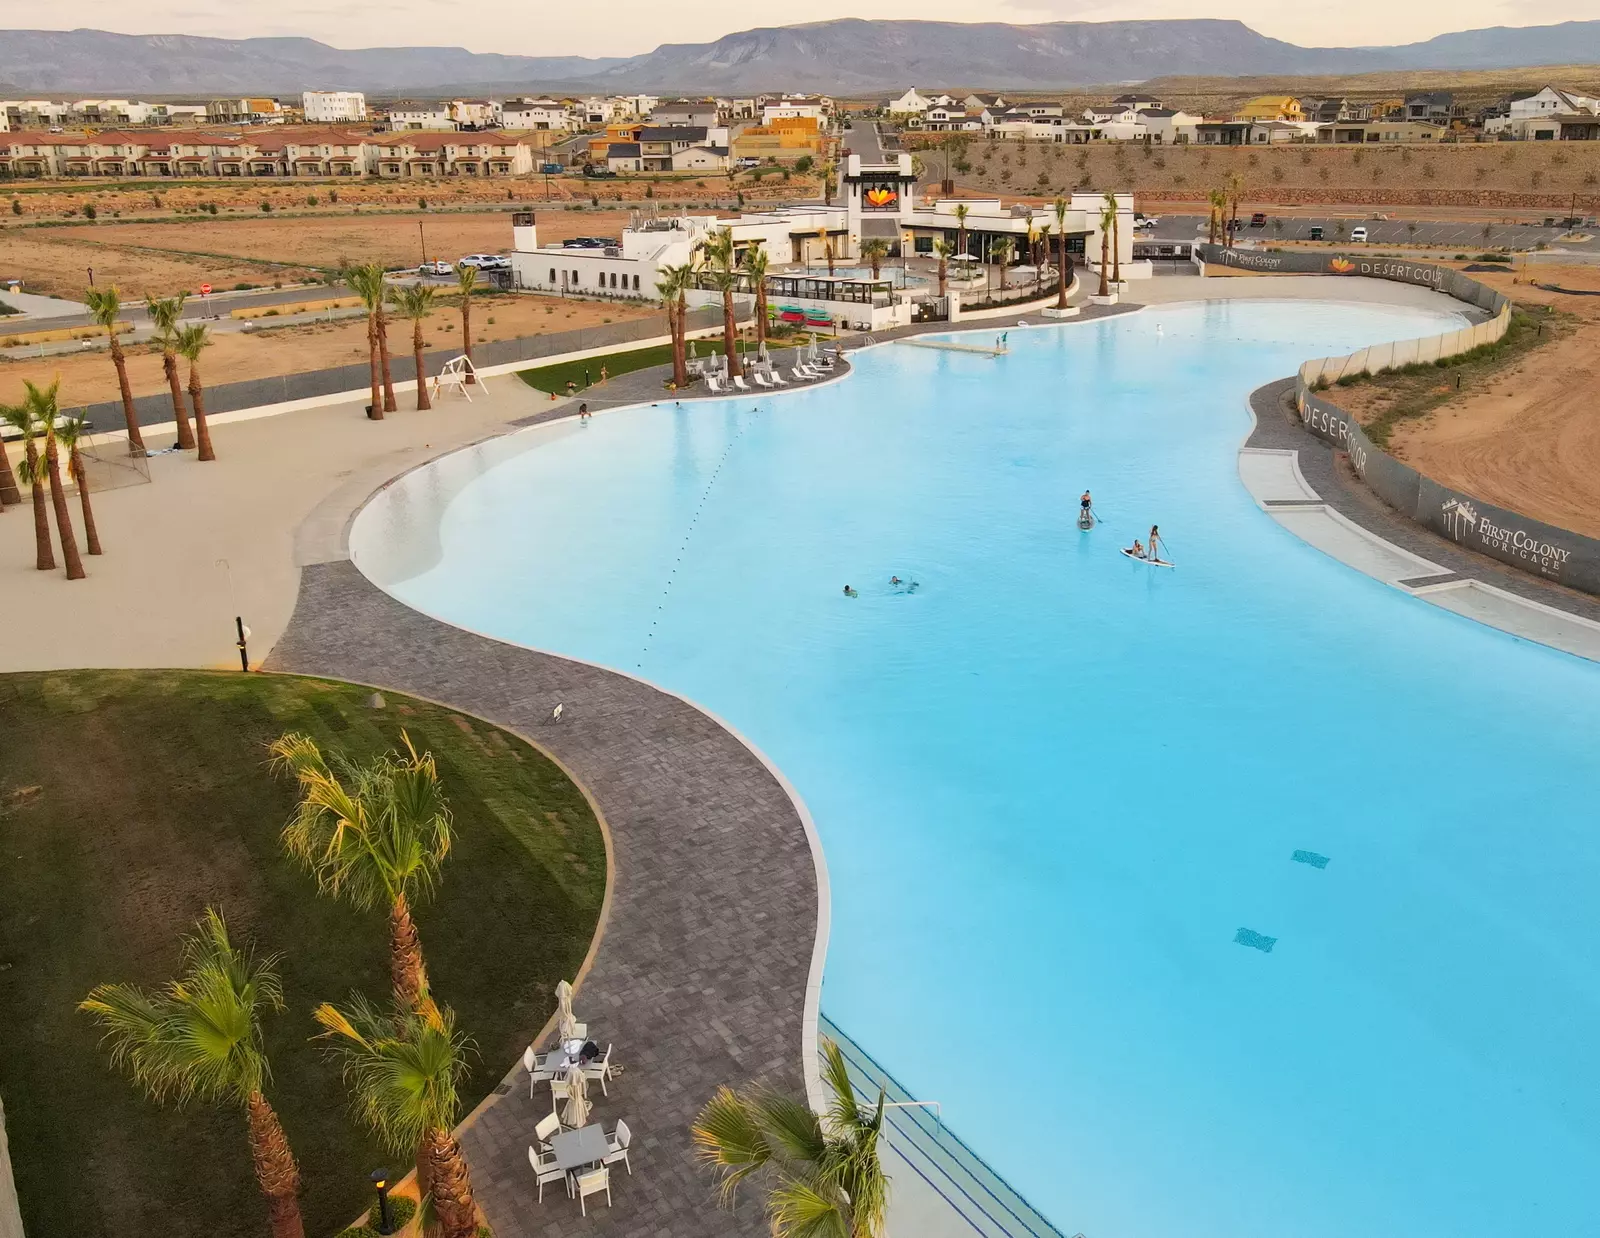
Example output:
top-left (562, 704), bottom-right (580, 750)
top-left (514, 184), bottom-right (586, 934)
top-left (651, 100), bottom-right (720, 128)
top-left (387, 102), bottom-right (456, 130)
top-left (302, 91), bottom-right (367, 122)
top-left (501, 98), bottom-right (571, 131)
top-left (673, 144), bottom-right (730, 171)
top-left (1135, 107), bottom-right (1201, 143)
top-left (1508, 86), bottom-right (1600, 122)
top-left (450, 99), bottom-right (497, 129)
top-left (887, 88), bottom-right (936, 114)
top-left (761, 96), bottom-right (828, 124)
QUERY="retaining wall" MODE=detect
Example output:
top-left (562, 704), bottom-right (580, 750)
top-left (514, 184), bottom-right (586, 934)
top-left (1199, 242), bottom-right (1600, 595)
top-left (76, 305), bottom-right (723, 430)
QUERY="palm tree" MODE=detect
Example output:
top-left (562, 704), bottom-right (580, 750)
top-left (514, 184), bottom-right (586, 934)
top-left (1103, 190), bottom-right (1122, 285)
top-left (268, 731), bottom-right (452, 1010)
top-left (0, 398), bottom-right (54, 570)
top-left (84, 286), bottom-right (145, 455)
top-left (1206, 188), bottom-right (1226, 246)
top-left (1052, 196), bottom-right (1071, 309)
top-left (700, 227), bottom-right (744, 379)
top-left (146, 293), bottom-right (195, 449)
top-left (1225, 170), bottom-right (1244, 250)
top-left (693, 1038), bottom-right (889, 1238)
top-left (27, 379), bottom-right (86, 579)
top-left (347, 264), bottom-right (395, 416)
top-left (175, 324), bottom-right (216, 462)
top-left (933, 239), bottom-right (955, 298)
top-left (859, 238), bottom-right (890, 279)
top-left (1097, 200), bottom-right (1115, 297)
top-left (741, 245), bottom-right (771, 354)
top-left (1036, 222), bottom-right (1052, 292)
top-left (992, 236), bottom-right (1013, 291)
top-left (454, 265), bottom-right (479, 384)
top-left (655, 267), bottom-right (687, 387)
top-left (820, 158), bottom-right (838, 205)
top-left (80, 910), bottom-right (307, 1238)
top-left (0, 412), bottom-right (20, 507)
top-left (954, 203), bottom-right (970, 258)
top-left (314, 996), bottom-right (479, 1238)
top-left (390, 285), bottom-right (436, 411)
top-left (53, 413), bottom-right (101, 556)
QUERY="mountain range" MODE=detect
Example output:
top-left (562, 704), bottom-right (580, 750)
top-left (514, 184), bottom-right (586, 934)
top-left (6, 19), bottom-right (1600, 95)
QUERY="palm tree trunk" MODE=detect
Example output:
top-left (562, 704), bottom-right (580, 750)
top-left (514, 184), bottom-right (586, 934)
top-left (377, 308), bottom-right (397, 412)
top-left (1098, 231), bottom-right (1110, 297)
top-left (24, 440), bottom-right (54, 571)
top-left (669, 300), bottom-right (686, 387)
top-left (108, 332), bottom-right (147, 455)
top-left (1112, 211), bottom-right (1122, 285)
top-left (44, 437), bottom-right (85, 579)
top-left (189, 364), bottom-right (216, 462)
top-left (413, 321), bottom-right (431, 411)
top-left (461, 299), bottom-right (475, 383)
top-left (755, 287), bottom-right (768, 350)
top-left (0, 437), bottom-right (19, 506)
top-left (721, 290), bottom-right (742, 377)
top-left (1057, 233), bottom-right (1068, 308)
top-left (69, 447), bottom-right (101, 555)
top-left (675, 291), bottom-right (688, 385)
top-left (422, 1128), bottom-right (479, 1238)
top-left (938, 257), bottom-right (948, 298)
top-left (366, 313), bottom-right (383, 420)
top-left (163, 350), bottom-right (196, 450)
top-left (245, 1091), bottom-right (306, 1238)
top-left (390, 894), bottom-right (427, 1009)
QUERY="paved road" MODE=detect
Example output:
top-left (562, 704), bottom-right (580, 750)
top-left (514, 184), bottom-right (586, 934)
top-left (1149, 212), bottom-right (1597, 252)
top-left (843, 121), bottom-right (885, 161)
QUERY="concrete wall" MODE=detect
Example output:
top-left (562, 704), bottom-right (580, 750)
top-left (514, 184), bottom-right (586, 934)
top-left (0, 1094), bottom-right (24, 1238)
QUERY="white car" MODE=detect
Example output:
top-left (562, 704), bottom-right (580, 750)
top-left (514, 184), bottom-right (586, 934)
top-left (1350, 226), bottom-right (1368, 242)
top-left (457, 254), bottom-right (508, 270)
top-left (419, 260), bottom-right (454, 276)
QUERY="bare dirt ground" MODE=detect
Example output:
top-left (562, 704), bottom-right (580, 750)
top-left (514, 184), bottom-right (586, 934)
top-left (1378, 267), bottom-right (1600, 537)
top-left (0, 291), bottom-right (655, 407)
top-left (2, 230), bottom-right (303, 297)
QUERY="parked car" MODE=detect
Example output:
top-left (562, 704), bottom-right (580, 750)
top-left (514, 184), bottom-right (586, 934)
top-left (736, 157), bottom-right (761, 169)
top-left (419, 260), bottom-right (454, 276)
top-left (1350, 226), bottom-right (1368, 242)
top-left (1249, 212), bottom-right (1267, 228)
top-left (457, 254), bottom-right (509, 270)
top-left (1309, 225), bottom-right (1324, 240)
top-left (582, 164), bottom-right (617, 178)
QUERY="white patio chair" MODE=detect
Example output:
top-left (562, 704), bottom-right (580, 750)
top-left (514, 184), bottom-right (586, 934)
top-left (524, 1046), bottom-right (554, 1098)
top-left (550, 1074), bottom-right (571, 1111)
top-left (797, 364), bottom-right (821, 379)
top-left (752, 372), bottom-right (774, 389)
top-left (528, 1145), bottom-right (570, 1202)
top-left (534, 1111), bottom-right (561, 1150)
top-left (705, 374), bottom-right (725, 393)
top-left (790, 368), bottom-right (813, 382)
top-left (582, 1044), bottom-right (614, 1096)
top-left (767, 369), bottom-right (788, 385)
top-left (604, 1119), bottom-right (633, 1176)
top-left (732, 374), bottom-right (751, 391)
top-left (575, 1167), bottom-right (612, 1216)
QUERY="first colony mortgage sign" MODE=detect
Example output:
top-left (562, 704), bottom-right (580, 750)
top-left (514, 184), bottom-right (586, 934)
top-left (1434, 491), bottom-right (1576, 578)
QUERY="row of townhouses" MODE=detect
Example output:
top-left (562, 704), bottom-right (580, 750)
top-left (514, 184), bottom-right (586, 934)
top-left (0, 129), bottom-right (538, 177)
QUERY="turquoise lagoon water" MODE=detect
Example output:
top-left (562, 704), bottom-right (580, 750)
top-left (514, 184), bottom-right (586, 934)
top-left (350, 300), bottom-right (1600, 1238)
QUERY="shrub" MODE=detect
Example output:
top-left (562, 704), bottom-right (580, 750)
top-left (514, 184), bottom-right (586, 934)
top-left (645, 184), bottom-right (653, 198)
top-left (418, 197), bottom-right (428, 209)
top-left (328, 189), bottom-right (339, 202)
top-left (1335, 373), bottom-right (1362, 386)
top-left (307, 194), bottom-right (319, 205)
top-left (9, 198), bottom-right (19, 215)
top-left (83, 202), bottom-right (97, 219)
top-left (260, 201), bottom-right (273, 212)
top-left (206, 201), bottom-right (219, 214)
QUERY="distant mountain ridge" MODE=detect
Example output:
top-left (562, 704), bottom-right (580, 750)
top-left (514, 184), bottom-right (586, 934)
top-left (6, 19), bottom-right (1600, 95)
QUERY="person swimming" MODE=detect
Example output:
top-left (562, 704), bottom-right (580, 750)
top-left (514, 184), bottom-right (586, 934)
top-left (890, 576), bottom-right (902, 585)
top-left (843, 585), bottom-right (858, 597)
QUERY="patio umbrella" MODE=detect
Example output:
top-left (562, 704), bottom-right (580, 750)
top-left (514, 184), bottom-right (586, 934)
top-left (562, 1060), bottom-right (591, 1128)
top-left (555, 979), bottom-right (577, 1040)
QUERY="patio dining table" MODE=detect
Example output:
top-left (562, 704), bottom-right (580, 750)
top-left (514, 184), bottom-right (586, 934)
top-left (548, 1123), bottom-right (610, 1174)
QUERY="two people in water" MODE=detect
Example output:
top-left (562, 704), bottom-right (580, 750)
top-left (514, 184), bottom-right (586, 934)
top-left (844, 576), bottom-right (919, 598)
top-left (1124, 525), bottom-right (1167, 562)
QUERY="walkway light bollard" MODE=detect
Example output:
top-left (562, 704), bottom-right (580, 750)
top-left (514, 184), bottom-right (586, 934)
top-left (370, 1168), bottom-right (395, 1235)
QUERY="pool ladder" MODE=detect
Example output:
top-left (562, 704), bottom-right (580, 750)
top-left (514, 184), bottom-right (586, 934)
top-left (821, 1013), bottom-right (1078, 1238)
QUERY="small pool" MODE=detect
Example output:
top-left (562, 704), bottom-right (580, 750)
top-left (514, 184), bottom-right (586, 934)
top-left (351, 300), bottom-right (1600, 1238)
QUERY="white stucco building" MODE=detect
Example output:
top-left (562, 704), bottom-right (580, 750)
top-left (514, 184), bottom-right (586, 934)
top-left (302, 91), bottom-right (367, 122)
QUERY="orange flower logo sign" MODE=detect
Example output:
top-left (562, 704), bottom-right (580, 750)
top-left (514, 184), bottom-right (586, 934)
top-left (1329, 257), bottom-right (1356, 274)
top-left (865, 186), bottom-right (897, 209)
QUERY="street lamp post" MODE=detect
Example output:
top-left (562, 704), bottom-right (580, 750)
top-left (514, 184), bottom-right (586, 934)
top-left (418, 220), bottom-right (428, 267)
top-left (370, 1169), bottom-right (394, 1236)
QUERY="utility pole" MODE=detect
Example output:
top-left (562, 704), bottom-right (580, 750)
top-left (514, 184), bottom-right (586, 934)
top-left (419, 219), bottom-right (427, 265)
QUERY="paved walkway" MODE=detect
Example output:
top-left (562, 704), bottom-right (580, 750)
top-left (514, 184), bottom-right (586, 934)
top-left (267, 564), bottom-right (819, 1237)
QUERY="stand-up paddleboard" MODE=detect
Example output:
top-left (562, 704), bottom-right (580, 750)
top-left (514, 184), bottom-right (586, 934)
top-left (1121, 548), bottom-right (1175, 568)
top-left (1077, 511), bottom-right (1095, 530)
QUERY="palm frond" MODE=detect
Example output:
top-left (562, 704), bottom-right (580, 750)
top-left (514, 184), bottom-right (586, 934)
top-left (84, 286), bottom-right (121, 326)
top-left (175, 323), bottom-right (210, 361)
top-left (752, 1088), bottom-right (829, 1169)
top-left (691, 1086), bottom-right (772, 1203)
top-left (764, 1168), bottom-right (853, 1238)
top-left (818, 1039), bottom-right (864, 1134)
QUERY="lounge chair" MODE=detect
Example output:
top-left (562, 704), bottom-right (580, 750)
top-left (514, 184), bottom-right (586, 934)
top-left (576, 1167), bottom-right (612, 1216)
top-left (529, 1145), bottom-right (569, 1202)
top-left (732, 374), bottom-right (751, 392)
top-left (790, 367), bottom-right (813, 382)
top-left (753, 372), bottom-right (775, 389)
top-left (767, 369), bottom-right (788, 385)
top-left (704, 374), bottom-right (725, 393)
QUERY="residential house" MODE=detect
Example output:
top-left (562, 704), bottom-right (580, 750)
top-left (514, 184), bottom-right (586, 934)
top-left (1, 100), bottom-right (69, 130)
top-left (207, 98), bottom-right (285, 124)
top-left (730, 115), bottom-right (823, 162)
top-left (448, 135), bottom-right (534, 174)
top-left (672, 144), bottom-right (730, 171)
top-left (962, 94), bottom-right (1006, 110)
top-left (887, 88), bottom-right (937, 114)
top-left (637, 126), bottom-right (707, 171)
top-left (1111, 93), bottom-right (1162, 111)
top-left (387, 101), bottom-right (456, 130)
top-left (1235, 95), bottom-right (1303, 122)
top-left (651, 100), bottom-right (720, 128)
top-left (1316, 120), bottom-right (1444, 144)
top-left (587, 121), bottom-right (644, 162)
top-left (1300, 97), bottom-right (1350, 124)
top-left (605, 141), bottom-right (642, 172)
top-left (1196, 120), bottom-right (1299, 145)
top-left (1509, 85), bottom-right (1600, 121)
top-left (501, 98), bottom-right (571, 130)
top-left (1136, 108), bottom-right (1201, 144)
top-left (1022, 102), bottom-right (1065, 118)
top-left (450, 99), bottom-right (497, 129)
top-left (302, 91), bottom-right (367, 122)
top-left (1405, 92), bottom-right (1453, 123)
top-left (923, 105), bottom-right (982, 132)
top-left (761, 96), bottom-right (828, 124)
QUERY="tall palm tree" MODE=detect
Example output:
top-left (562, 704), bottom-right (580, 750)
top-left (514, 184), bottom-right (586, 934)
top-left (741, 245), bottom-right (771, 353)
top-left (80, 910), bottom-right (306, 1238)
top-left (84, 286), bottom-right (145, 455)
top-left (859, 238), bottom-right (890, 280)
top-left (1103, 190), bottom-right (1122, 285)
top-left (992, 236), bottom-right (1013, 291)
top-left (346, 263), bottom-right (384, 419)
top-left (954, 203), bottom-right (970, 258)
top-left (390, 285), bottom-right (436, 411)
top-left (53, 413), bottom-right (101, 556)
top-left (27, 379), bottom-right (86, 579)
top-left (1052, 196), bottom-right (1071, 309)
top-left (454, 265), bottom-right (479, 384)
top-left (693, 1038), bottom-right (889, 1238)
top-left (820, 158), bottom-right (838, 205)
top-left (1036, 223), bottom-right (1052, 292)
top-left (700, 227), bottom-right (744, 379)
top-left (0, 412), bottom-right (20, 507)
top-left (146, 293), bottom-right (195, 449)
top-left (933, 238), bottom-right (954, 298)
top-left (175, 324), bottom-right (216, 462)
top-left (1097, 200), bottom-right (1115, 297)
top-left (1206, 188), bottom-right (1226, 246)
top-left (655, 264), bottom-right (690, 388)
top-left (0, 399), bottom-right (54, 570)
top-left (269, 731), bottom-right (453, 1010)
top-left (1225, 170), bottom-right (1244, 250)
top-left (313, 996), bottom-right (480, 1238)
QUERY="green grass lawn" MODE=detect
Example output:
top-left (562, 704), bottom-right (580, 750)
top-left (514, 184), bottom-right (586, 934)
top-left (517, 338), bottom-right (730, 394)
top-left (0, 670), bottom-right (606, 1238)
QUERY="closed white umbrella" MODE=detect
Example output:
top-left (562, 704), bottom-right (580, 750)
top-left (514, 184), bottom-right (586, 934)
top-left (562, 1060), bottom-right (591, 1128)
top-left (555, 979), bottom-right (577, 1041)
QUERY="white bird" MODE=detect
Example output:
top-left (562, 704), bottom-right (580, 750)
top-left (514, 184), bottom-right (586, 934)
top-left (551, 703), bottom-right (564, 722)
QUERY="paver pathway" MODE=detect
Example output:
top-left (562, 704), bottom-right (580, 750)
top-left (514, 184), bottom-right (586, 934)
top-left (267, 561), bottom-right (820, 1238)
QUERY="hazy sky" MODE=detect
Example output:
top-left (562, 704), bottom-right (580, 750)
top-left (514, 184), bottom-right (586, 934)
top-left (41, 0), bottom-right (1588, 58)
